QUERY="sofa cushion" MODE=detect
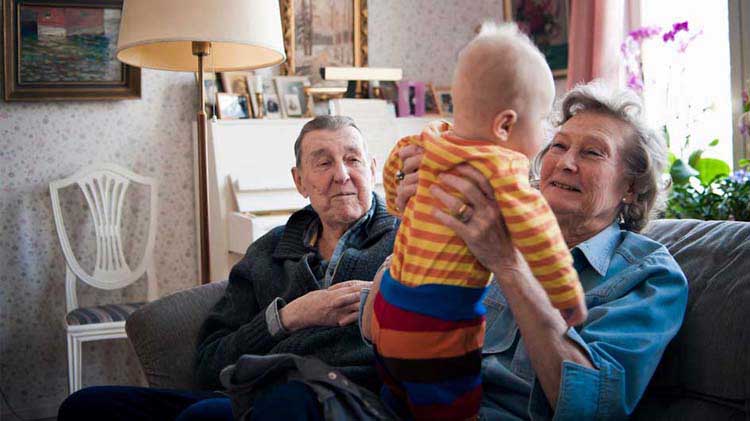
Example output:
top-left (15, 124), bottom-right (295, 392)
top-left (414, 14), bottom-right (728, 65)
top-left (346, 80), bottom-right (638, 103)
top-left (126, 280), bottom-right (227, 390)
top-left (639, 219), bottom-right (750, 415)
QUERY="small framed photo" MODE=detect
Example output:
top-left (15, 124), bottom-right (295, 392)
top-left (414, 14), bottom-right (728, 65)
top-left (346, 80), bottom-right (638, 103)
top-left (425, 83), bottom-right (440, 115)
top-left (396, 81), bottom-right (426, 117)
top-left (246, 75), bottom-right (262, 118)
top-left (196, 72), bottom-right (222, 118)
top-left (221, 71), bottom-right (254, 95)
top-left (216, 93), bottom-right (251, 120)
top-left (274, 76), bottom-right (310, 118)
top-left (434, 87), bottom-right (453, 118)
top-left (259, 76), bottom-right (281, 119)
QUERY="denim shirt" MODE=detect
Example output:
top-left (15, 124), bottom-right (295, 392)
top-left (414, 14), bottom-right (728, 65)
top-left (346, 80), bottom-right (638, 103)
top-left (480, 223), bottom-right (688, 420)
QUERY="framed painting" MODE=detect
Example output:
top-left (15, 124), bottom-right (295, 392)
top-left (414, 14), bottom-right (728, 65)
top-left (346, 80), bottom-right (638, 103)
top-left (503, 0), bottom-right (569, 78)
top-left (279, 0), bottom-right (367, 84)
top-left (3, 0), bottom-right (140, 101)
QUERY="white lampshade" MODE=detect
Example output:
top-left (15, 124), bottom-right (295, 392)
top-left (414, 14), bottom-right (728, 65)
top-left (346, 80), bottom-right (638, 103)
top-left (116, 0), bottom-right (286, 72)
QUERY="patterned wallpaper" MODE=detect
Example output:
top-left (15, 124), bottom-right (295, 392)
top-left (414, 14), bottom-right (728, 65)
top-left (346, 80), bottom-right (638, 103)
top-left (0, 1), bottom-right (506, 418)
top-left (369, 0), bottom-right (505, 87)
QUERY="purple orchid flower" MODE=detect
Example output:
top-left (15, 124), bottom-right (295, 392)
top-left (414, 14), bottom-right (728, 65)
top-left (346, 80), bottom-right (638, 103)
top-left (673, 21), bottom-right (689, 32)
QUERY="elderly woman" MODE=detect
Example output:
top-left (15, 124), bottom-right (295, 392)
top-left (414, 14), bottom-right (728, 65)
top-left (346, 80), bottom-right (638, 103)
top-left (361, 81), bottom-right (688, 419)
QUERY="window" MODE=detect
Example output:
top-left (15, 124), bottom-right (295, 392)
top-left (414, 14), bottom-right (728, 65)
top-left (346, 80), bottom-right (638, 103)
top-left (639, 1), bottom-right (733, 166)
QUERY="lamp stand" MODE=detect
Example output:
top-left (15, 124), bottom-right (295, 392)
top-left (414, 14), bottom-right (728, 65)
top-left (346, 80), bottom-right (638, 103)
top-left (193, 41), bottom-right (211, 284)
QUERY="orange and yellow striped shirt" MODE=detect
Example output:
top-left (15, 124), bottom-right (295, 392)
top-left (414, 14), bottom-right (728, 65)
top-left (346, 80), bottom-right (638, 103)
top-left (384, 121), bottom-right (582, 309)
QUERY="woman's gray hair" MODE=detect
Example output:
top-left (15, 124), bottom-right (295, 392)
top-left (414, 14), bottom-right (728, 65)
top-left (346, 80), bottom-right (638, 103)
top-left (533, 81), bottom-right (668, 232)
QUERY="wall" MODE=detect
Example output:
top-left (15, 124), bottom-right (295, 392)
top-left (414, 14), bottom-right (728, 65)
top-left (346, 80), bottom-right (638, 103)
top-left (369, 0), bottom-right (505, 86)
top-left (0, 68), bottom-right (199, 421)
top-left (0, 1), bottom-right (506, 418)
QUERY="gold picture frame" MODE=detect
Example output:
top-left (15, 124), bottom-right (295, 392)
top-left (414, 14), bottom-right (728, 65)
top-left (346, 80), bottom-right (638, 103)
top-left (503, 0), bottom-right (569, 79)
top-left (3, 0), bottom-right (141, 101)
top-left (279, 0), bottom-right (368, 80)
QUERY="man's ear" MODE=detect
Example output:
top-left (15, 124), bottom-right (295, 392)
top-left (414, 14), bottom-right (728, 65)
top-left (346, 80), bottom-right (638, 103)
top-left (491, 109), bottom-right (517, 142)
top-left (291, 166), bottom-right (308, 198)
top-left (369, 156), bottom-right (377, 188)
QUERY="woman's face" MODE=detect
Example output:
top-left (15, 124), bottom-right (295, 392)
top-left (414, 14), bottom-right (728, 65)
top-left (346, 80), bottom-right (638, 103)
top-left (539, 112), bottom-right (635, 229)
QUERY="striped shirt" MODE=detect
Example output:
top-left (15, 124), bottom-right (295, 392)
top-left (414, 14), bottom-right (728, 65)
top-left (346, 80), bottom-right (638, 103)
top-left (383, 121), bottom-right (582, 308)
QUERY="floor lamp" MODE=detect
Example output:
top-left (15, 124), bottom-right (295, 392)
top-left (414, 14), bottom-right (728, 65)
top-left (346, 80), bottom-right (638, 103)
top-left (115, 0), bottom-right (286, 284)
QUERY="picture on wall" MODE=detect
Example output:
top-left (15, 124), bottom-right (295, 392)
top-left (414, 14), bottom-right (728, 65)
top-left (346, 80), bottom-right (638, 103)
top-left (2, 0), bottom-right (141, 100)
top-left (503, 0), bottom-right (569, 78)
top-left (279, 0), bottom-right (367, 84)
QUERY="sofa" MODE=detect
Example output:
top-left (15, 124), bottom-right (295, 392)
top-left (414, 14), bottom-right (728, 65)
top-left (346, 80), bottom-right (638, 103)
top-left (125, 219), bottom-right (750, 419)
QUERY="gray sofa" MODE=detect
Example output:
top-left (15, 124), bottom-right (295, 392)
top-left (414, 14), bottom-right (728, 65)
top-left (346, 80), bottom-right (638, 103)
top-left (126, 219), bottom-right (750, 419)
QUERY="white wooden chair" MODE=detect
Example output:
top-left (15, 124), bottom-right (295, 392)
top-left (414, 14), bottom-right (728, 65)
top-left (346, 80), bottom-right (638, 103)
top-left (50, 163), bottom-right (159, 394)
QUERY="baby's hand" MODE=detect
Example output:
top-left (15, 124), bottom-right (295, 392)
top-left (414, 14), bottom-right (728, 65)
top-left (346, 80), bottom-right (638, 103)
top-left (560, 297), bottom-right (587, 327)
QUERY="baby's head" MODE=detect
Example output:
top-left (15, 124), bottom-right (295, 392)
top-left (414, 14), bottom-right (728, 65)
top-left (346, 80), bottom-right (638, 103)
top-left (452, 22), bottom-right (555, 158)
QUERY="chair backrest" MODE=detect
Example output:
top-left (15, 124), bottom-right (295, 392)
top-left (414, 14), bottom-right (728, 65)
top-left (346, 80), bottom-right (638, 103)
top-left (50, 163), bottom-right (158, 313)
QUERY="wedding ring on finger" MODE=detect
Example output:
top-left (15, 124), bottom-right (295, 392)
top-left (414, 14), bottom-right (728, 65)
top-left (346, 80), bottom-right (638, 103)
top-left (395, 170), bottom-right (406, 182)
top-left (455, 203), bottom-right (473, 223)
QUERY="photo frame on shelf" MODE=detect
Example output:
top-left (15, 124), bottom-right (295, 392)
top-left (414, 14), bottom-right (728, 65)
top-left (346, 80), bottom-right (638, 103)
top-left (434, 86), bottom-right (453, 118)
top-left (396, 81), bottom-right (426, 117)
top-left (424, 83), bottom-right (440, 115)
top-left (274, 75), bottom-right (310, 118)
top-left (259, 76), bottom-right (281, 119)
top-left (503, 0), bottom-right (569, 78)
top-left (216, 93), bottom-right (251, 120)
top-left (246, 75), bottom-right (262, 118)
top-left (196, 72), bottom-right (221, 118)
top-left (279, 0), bottom-right (368, 84)
top-left (2, 0), bottom-right (141, 101)
top-left (221, 71), bottom-right (254, 95)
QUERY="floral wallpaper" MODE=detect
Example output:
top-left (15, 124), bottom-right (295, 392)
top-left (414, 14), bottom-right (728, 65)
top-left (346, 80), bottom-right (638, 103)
top-left (0, 1), bottom-right (506, 418)
top-left (369, 0), bottom-right (505, 86)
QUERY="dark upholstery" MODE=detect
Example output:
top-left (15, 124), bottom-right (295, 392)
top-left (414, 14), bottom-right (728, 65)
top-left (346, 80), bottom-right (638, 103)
top-left (126, 280), bottom-right (227, 389)
top-left (636, 219), bottom-right (750, 420)
top-left (126, 219), bottom-right (750, 418)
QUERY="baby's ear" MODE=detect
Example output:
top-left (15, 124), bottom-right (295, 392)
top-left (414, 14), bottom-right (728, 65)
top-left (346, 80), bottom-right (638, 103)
top-left (492, 110), bottom-right (517, 142)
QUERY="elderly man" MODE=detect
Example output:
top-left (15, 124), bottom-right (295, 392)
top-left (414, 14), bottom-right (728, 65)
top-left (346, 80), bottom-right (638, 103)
top-left (58, 116), bottom-right (399, 421)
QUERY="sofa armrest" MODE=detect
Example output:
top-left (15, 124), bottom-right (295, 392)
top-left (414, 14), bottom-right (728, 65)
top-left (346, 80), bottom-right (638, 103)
top-left (126, 280), bottom-right (227, 390)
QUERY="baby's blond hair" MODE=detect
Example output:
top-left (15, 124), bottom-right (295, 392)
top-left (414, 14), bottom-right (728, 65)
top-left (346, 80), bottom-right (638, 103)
top-left (453, 21), bottom-right (554, 130)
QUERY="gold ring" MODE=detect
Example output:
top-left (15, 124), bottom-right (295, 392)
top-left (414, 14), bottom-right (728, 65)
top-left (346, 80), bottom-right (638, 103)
top-left (456, 203), bottom-right (471, 223)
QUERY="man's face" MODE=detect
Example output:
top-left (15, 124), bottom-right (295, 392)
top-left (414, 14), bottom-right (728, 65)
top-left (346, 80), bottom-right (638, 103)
top-left (292, 127), bottom-right (376, 230)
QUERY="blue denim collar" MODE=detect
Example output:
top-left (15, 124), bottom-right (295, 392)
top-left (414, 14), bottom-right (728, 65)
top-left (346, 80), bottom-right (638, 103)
top-left (304, 193), bottom-right (378, 287)
top-left (571, 222), bottom-right (621, 277)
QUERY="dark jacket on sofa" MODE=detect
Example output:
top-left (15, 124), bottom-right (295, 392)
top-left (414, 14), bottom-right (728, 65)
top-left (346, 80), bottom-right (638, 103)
top-left (194, 195), bottom-right (399, 391)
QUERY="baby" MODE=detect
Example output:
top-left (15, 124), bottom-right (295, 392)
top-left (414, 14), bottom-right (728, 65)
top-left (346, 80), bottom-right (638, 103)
top-left (370, 22), bottom-right (587, 420)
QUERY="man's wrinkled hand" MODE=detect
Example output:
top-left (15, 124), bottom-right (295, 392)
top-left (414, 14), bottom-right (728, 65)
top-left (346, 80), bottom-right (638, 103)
top-left (280, 280), bottom-right (371, 331)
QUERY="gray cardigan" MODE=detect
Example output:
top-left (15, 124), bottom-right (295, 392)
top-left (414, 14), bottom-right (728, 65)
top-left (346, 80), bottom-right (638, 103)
top-left (194, 195), bottom-right (399, 390)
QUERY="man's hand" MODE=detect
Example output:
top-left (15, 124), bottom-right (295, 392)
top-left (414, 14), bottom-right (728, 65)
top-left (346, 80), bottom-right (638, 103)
top-left (279, 280), bottom-right (371, 332)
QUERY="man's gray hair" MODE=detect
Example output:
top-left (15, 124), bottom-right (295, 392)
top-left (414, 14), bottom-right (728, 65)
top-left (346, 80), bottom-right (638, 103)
top-left (534, 81), bottom-right (668, 232)
top-left (294, 115), bottom-right (364, 168)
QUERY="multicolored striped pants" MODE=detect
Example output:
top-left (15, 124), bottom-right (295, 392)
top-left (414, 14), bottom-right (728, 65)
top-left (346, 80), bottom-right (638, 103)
top-left (372, 269), bottom-right (488, 420)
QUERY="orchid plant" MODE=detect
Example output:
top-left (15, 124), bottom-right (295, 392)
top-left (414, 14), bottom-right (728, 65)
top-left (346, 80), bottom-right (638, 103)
top-left (623, 22), bottom-right (750, 221)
